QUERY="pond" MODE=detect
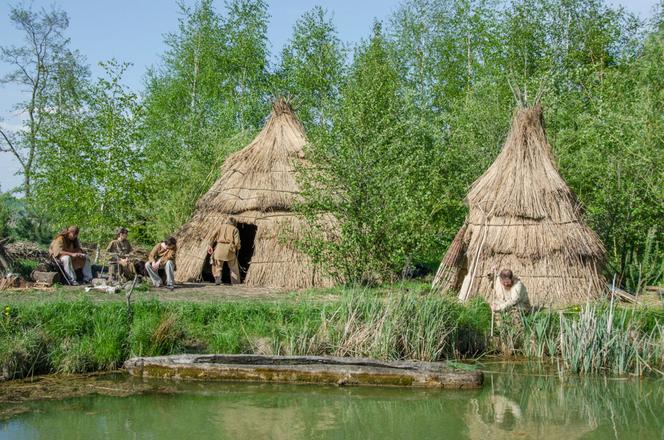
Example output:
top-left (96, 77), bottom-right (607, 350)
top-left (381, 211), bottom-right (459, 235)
top-left (1, 363), bottom-right (662, 439)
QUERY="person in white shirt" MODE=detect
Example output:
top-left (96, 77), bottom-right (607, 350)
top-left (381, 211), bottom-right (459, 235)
top-left (490, 267), bottom-right (530, 313)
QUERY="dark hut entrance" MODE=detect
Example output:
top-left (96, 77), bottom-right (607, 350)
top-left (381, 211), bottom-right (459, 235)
top-left (199, 224), bottom-right (257, 284)
top-left (200, 253), bottom-right (215, 283)
top-left (237, 223), bottom-right (257, 282)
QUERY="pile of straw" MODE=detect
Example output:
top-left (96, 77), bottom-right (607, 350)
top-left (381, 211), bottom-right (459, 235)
top-left (175, 98), bottom-right (334, 288)
top-left (433, 105), bottom-right (605, 307)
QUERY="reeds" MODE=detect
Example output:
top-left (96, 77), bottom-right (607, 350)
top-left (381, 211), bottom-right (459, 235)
top-left (1, 292), bottom-right (661, 380)
top-left (501, 302), bottom-right (664, 376)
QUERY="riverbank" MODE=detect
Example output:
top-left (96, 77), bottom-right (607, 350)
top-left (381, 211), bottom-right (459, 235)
top-left (1, 285), bottom-right (662, 380)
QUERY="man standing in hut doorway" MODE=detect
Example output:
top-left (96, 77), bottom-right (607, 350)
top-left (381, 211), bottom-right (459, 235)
top-left (208, 217), bottom-right (241, 285)
top-left (490, 267), bottom-right (530, 312)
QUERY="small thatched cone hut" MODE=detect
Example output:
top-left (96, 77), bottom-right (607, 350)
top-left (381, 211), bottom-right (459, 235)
top-left (175, 98), bottom-right (333, 288)
top-left (432, 105), bottom-right (605, 307)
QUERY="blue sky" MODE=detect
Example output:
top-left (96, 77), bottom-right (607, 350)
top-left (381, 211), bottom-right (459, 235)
top-left (0, 0), bottom-right (660, 192)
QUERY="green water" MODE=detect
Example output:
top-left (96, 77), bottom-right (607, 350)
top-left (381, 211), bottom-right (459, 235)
top-left (1, 364), bottom-right (663, 439)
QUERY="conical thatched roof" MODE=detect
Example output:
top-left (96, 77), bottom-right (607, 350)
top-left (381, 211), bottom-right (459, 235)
top-left (433, 105), bottom-right (605, 307)
top-left (175, 98), bottom-right (333, 288)
top-left (196, 98), bottom-right (305, 214)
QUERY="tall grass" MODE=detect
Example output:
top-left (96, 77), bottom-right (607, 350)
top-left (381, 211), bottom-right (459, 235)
top-left (315, 293), bottom-right (488, 360)
top-left (0, 293), bottom-right (662, 380)
top-left (504, 302), bottom-right (664, 376)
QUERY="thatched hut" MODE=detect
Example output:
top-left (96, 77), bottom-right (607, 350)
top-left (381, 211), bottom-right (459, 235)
top-left (175, 98), bottom-right (333, 288)
top-left (432, 104), bottom-right (605, 307)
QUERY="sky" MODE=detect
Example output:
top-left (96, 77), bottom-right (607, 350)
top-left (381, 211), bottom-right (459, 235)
top-left (0, 0), bottom-right (660, 193)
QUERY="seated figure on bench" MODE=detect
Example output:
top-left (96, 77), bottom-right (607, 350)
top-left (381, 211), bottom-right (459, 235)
top-left (106, 227), bottom-right (138, 283)
top-left (49, 226), bottom-right (92, 285)
top-left (145, 236), bottom-right (177, 290)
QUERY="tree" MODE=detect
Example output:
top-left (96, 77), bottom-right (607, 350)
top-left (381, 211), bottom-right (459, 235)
top-left (276, 6), bottom-right (346, 131)
top-left (222, 0), bottom-right (271, 129)
top-left (33, 60), bottom-right (145, 256)
top-left (299, 23), bottom-right (442, 284)
top-left (0, 4), bottom-right (88, 197)
top-left (141, 0), bottom-right (270, 241)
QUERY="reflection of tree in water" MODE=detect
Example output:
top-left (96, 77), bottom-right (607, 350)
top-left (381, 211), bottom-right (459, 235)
top-left (466, 366), bottom-right (664, 440)
top-left (7, 374), bottom-right (663, 439)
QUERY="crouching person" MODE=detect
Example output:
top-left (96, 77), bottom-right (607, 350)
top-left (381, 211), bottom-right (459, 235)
top-left (490, 268), bottom-right (530, 312)
top-left (146, 236), bottom-right (177, 290)
top-left (208, 217), bottom-right (241, 285)
top-left (49, 226), bottom-right (92, 285)
top-left (106, 227), bottom-right (138, 283)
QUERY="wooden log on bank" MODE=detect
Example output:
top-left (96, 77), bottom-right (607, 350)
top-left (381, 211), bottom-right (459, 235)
top-left (124, 354), bottom-right (483, 389)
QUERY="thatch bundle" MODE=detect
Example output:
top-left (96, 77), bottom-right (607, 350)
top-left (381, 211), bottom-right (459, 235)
top-left (175, 98), bottom-right (333, 288)
top-left (433, 105), bottom-right (605, 307)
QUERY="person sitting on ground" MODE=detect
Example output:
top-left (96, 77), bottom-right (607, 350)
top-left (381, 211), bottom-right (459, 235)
top-left (106, 227), bottom-right (138, 282)
top-left (490, 267), bottom-right (530, 312)
top-left (48, 226), bottom-right (92, 285)
top-left (208, 217), bottom-right (241, 285)
top-left (145, 236), bottom-right (177, 290)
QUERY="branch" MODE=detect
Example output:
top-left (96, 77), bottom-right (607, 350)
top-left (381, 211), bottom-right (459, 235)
top-left (0, 128), bottom-right (26, 168)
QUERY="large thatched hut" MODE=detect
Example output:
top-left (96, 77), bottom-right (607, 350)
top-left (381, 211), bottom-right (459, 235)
top-left (175, 98), bottom-right (333, 288)
top-left (432, 104), bottom-right (605, 307)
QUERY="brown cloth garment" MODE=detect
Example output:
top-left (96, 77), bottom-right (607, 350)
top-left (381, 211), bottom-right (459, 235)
top-left (106, 238), bottom-right (133, 257)
top-left (106, 238), bottom-right (136, 277)
top-left (49, 235), bottom-right (86, 270)
top-left (209, 223), bottom-right (241, 262)
top-left (148, 242), bottom-right (177, 268)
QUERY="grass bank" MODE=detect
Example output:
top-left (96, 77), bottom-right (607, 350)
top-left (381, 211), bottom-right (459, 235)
top-left (0, 289), bottom-right (662, 380)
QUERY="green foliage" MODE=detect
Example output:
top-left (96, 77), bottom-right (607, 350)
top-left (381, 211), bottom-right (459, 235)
top-left (1, 0), bottom-right (662, 282)
top-left (0, 4), bottom-right (89, 198)
top-left (0, 192), bottom-right (52, 243)
top-left (140, 0), bottom-right (270, 241)
top-left (298, 23), bottom-right (444, 284)
top-left (129, 304), bottom-right (185, 357)
top-left (33, 60), bottom-right (146, 250)
top-left (276, 6), bottom-right (346, 132)
top-left (622, 228), bottom-right (664, 294)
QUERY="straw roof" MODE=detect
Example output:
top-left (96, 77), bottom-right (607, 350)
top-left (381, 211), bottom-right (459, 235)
top-left (433, 105), bottom-right (606, 307)
top-left (175, 98), bottom-right (333, 288)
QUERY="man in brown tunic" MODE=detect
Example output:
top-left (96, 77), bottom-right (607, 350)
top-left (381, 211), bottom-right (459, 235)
top-left (145, 236), bottom-right (177, 290)
top-left (106, 227), bottom-right (136, 282)
top-left (49, 226), bottom-right (92, 285)
top-left (208, 217), bottom-right (241, 285)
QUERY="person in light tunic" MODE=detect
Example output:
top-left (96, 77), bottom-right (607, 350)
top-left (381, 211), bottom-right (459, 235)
top-left (490, 268), bottom-right (530, 313)
top-left (208, 217), bottom-right (241, 285)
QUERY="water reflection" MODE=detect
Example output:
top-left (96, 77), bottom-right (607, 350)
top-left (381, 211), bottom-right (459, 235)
top-left (1, 365), bottom-right (663, 440)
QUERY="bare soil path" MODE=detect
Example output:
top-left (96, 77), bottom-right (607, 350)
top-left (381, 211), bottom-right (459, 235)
top-left (0, 283), bottom-right (339, 304)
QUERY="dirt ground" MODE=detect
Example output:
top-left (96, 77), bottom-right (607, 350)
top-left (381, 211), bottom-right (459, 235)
top-left (0, 282), bottom-right (339, 304)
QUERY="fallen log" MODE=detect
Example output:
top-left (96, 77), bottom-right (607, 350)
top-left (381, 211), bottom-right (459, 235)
top-left (124, 354), bottom-right (483, 389)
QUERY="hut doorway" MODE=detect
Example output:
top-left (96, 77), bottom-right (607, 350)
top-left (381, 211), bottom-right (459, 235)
top-left (200, 250), bottom-right (215, 283)
top-left (200, 224), bottom-right (257, 284)
top-left (237, 223), bottom-right (257, 282)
